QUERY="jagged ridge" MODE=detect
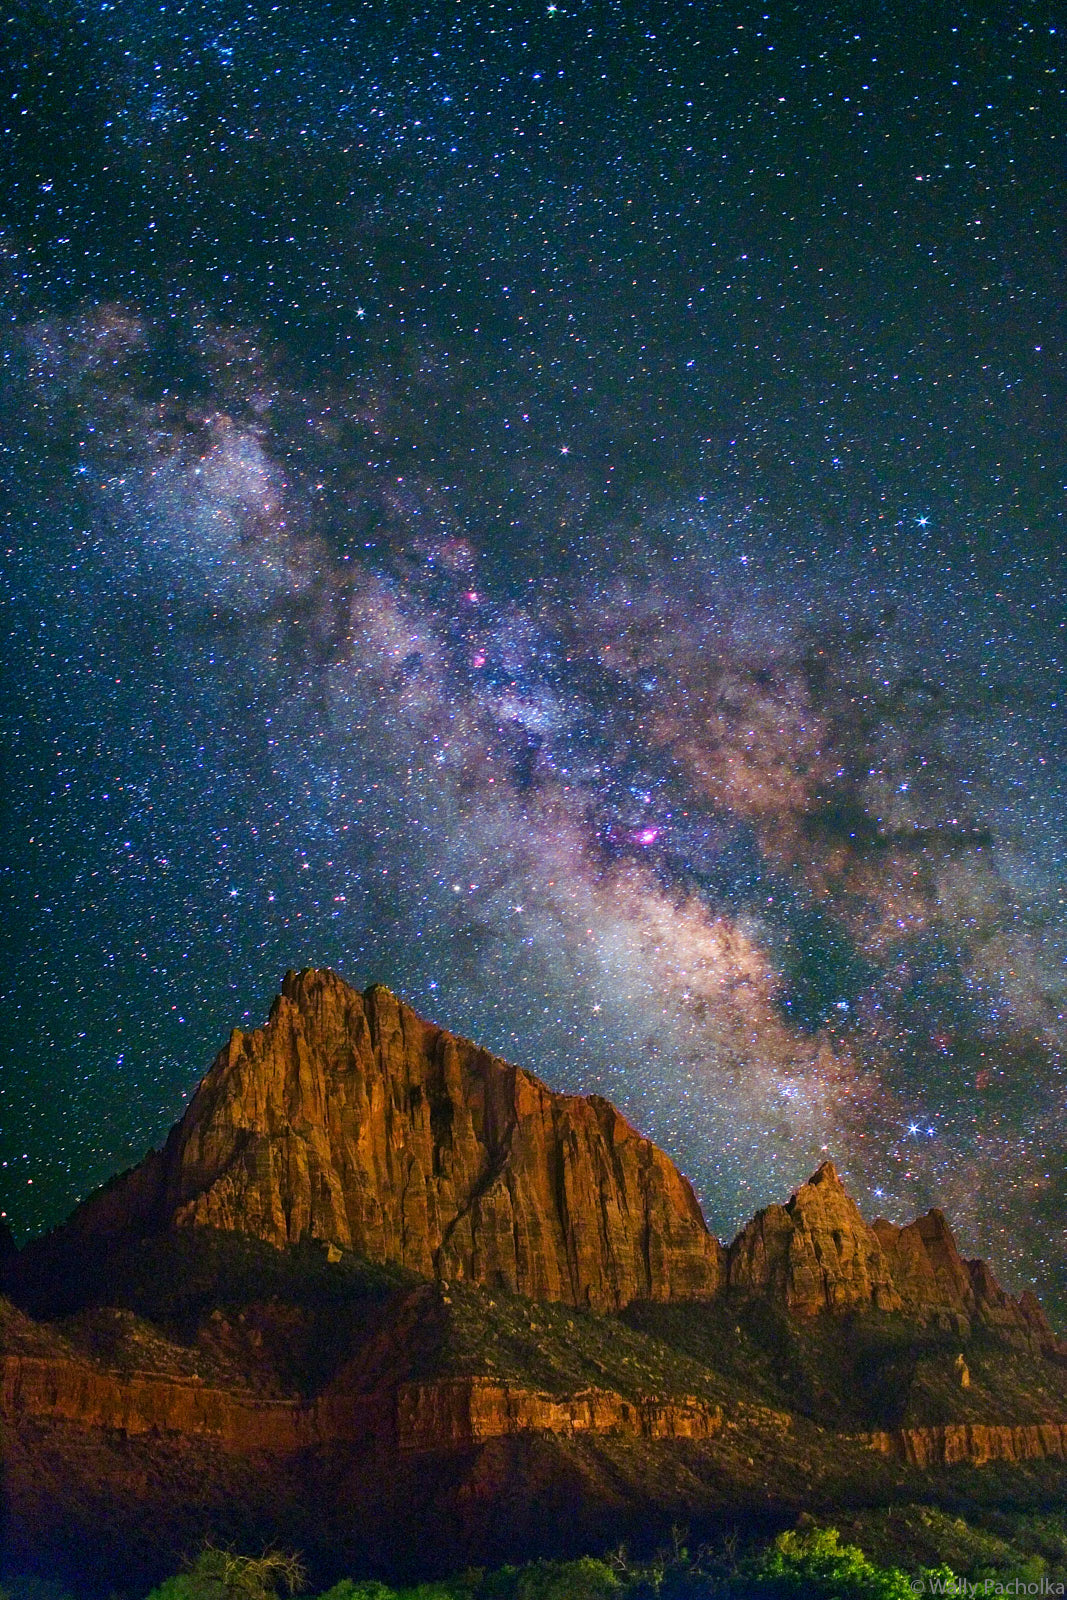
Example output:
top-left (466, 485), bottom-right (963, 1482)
top-left (4, 971), bottom-right (1067, 1592)
top-left (727, 1159), bottom-right (1056, 1344)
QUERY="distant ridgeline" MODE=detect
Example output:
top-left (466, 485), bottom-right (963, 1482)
top-left (3, 969), bottom-right (1067, 1593)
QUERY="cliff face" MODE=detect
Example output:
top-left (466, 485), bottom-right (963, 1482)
top-left (727, 1161), bottom-right (903, 1315)
top-left (394, 1378), bottom-right (722, 1452)
top-left (875, 1210), bottom-right (1060, 1342)
top-left (0, 1348), bottom-right (718, 1456)
top-left (6, 958), bottom-right (1067, 1596)
top-left (60, 970), bottom-right (724, 1312)
top-left (863, 1421), bottom-right (1067, 1468)
top-left (728, 1162), bottom-right (1049, 1341)
top-left (29, 970), bottom-right (1053, 1338)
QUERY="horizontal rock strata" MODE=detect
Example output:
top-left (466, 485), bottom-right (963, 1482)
top-left (1, 1353), bottom-right (385, 1451)
top-left (395, 1377), bottom-right (723, 1452)
top-left (1, 1352), bottom-right (721, 1455)
top-left (863, 1421), bottom-right (1067, 1468)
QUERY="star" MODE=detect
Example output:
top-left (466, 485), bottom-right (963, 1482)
top-left (3, 0), bottom-right (1064, 1332)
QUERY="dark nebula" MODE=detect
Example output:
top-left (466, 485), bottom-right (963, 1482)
top-left (1, 1), bottom-right (1065, 1309)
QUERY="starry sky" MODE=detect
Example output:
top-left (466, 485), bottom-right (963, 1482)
top-left (1, 0), bottom-right (1065, 1308)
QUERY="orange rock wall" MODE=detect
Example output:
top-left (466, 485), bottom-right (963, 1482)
top-left (395, 1377), bottom-right (723, 1452)
top-left (728, 1161), bottom-right (1050, 1337)
top-left (0, 1353), bottom-right (386, 1450)
top-left (863, 1421), bottom-right (1067, 1467)
top-left (61, 970), bottom-right (724, 1312)
top-left (727, 1161), bottom-right (902, 1315)
top-left (1, 1353), bottom-right (720, 1456)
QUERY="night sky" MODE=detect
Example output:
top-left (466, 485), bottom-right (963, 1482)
top-left (2, 2), bottom-right (1065, 1309)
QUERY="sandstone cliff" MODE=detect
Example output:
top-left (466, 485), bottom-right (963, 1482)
top-left (23, 971), bottom-right (1055, 1338)
top-left (56, 970), bottom-right (724, 1312)
top-left (8, 974), bottom-right (1067, 1595)
top-left (727, 1160), bottom-right (904, 1315)
top-left (394, 1377), bottom-right (722, 1451)
top-left (0, 1346), bottom-right (718, 1456)
top-left (863, 1420), bottom-right (1067, 1468)
top-left (729, 1161), bottom-right (1047, 1340)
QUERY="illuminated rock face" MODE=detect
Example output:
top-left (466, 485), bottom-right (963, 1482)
top-left (874, 1209), bottom-right (1059, 1341)
top-left (64, 968), bottom-right (725, 1311)
top-left (44, 970), bottom-right (1054, 1338)
top-left (7, 974), bottom-right (1067, 1594)
top-left (727, 1159), bottom-right (1053, 1341)
top-left (726, 1160), bottom-right (905, 1315)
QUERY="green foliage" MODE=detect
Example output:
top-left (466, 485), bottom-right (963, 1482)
top-left (834, 1500), bottom-right (1067, 1587)
top-left (315, 1585), bottom-right (402, 1600)
top-left (134, 1525), bottom-right (978, 1600)
top-left (144, 1545), bottom-right (307, 1600)
top-left (736, 1526), bottom-right (954, 1600)
top-left (142, 1577), bottom-right (205, 1600)
top-left (395, 1587), bottom-right (475, 1600)
top-left (480, 1559), bottom-right (620, 1600)
top-left (314, 1581), bottom-right (473, 1600)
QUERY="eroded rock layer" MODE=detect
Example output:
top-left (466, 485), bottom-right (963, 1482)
top-left (727, 1160), bottom-right (903, 1315)
top-left (24, 971), bottom-right (1056, 1340)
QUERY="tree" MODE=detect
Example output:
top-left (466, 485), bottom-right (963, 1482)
top-left (144, 1544), bottom-right (307, 1600)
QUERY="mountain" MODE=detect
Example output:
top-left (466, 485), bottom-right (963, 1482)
top-left (3, 970), bottom-right (1067, 1594)
top-left (42, 968), bottom-right (724, 1310)
top-left (727, 1160), bottom-right (1057, 1342)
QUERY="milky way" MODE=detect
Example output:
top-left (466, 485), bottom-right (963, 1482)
top-left (1, 1), bottom-right (1065, 1308)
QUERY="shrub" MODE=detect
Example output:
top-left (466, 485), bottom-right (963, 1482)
top-left (481, 1558), bottom-right (620, 1600)
top-left (315, 1585), bottom-right (400, 1600)
top-left (737, 1526), bottom-right (957, 1600)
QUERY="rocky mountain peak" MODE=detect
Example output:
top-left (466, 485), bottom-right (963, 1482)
top-left (802, 1159), bottom-right (843, 1190)
top-left (728, 1159), bottom-right (902, 1315)
top-left (56, 969), bottom-right (725, 1312)
top-left (22, 970), bottom-right (1054, 1347)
